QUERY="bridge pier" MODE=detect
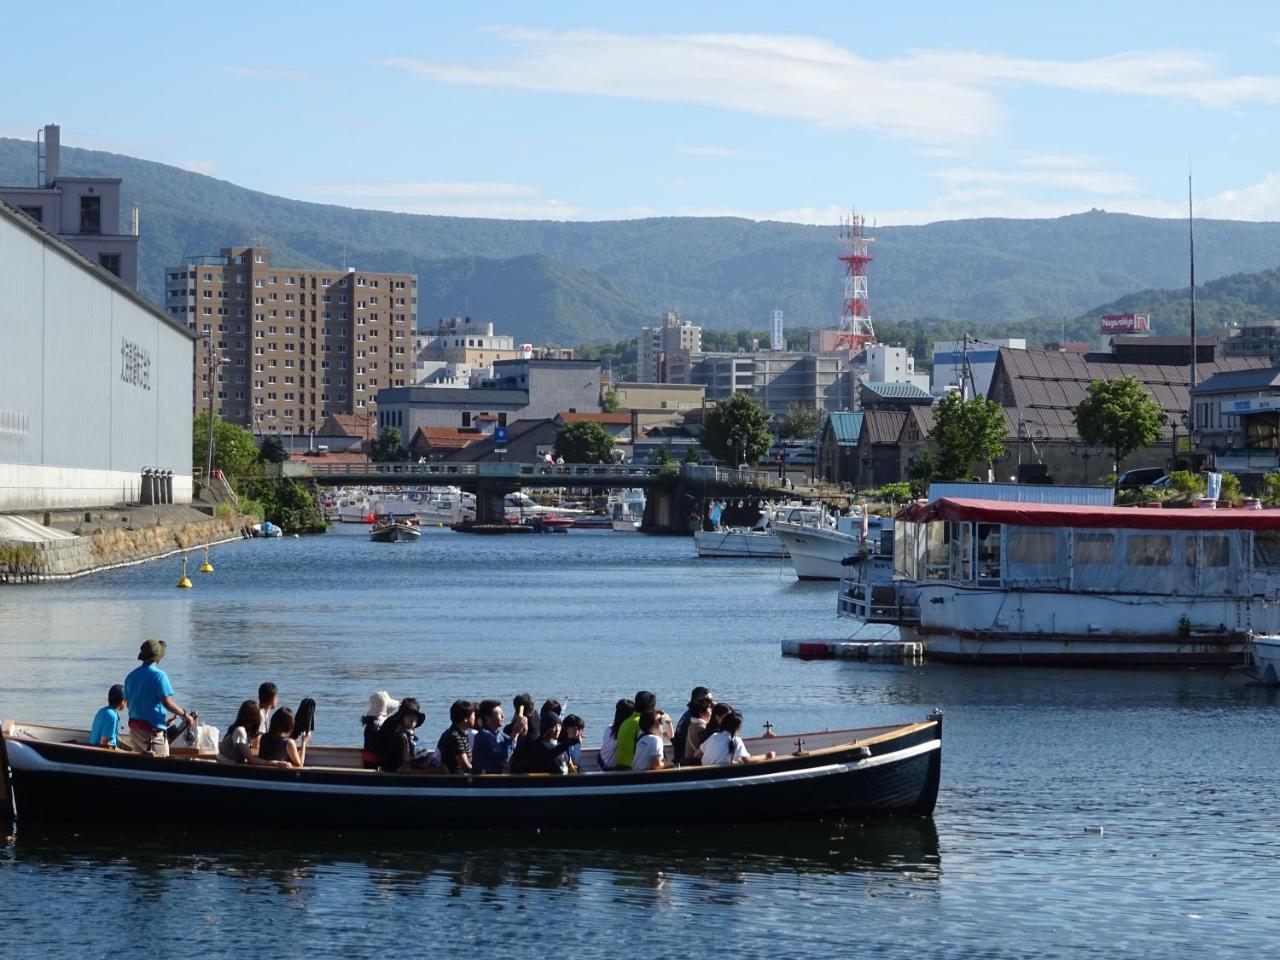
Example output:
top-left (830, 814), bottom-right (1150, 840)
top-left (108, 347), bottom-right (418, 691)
top-left (474, 485), bottom-right (511, 525)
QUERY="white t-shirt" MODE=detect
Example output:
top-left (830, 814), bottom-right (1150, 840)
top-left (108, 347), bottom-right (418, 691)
top-left (258, 707), bottom-right (275, 735)
top-left (599, 727), bottom-right (618, 768)
top-left (217, 725), bottom-right (251, 764)
top-left (699, 731), bottom-right (749, 765)
top-left (631, 732), bottom-right (664, 771)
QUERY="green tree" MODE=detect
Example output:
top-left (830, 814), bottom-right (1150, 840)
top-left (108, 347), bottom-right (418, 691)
top-left (555, 421), bottom-right (616, 463)
top-left (652, 445), bottom-right (675, 466)
top-left (683, 446), bottom-right (701, 465)
top-left (1261, 472), bottom-right (1280, 504)
top-left (1073, 377), bottom-right (1166, 484)
top-left (927, 393), bottom-right (1008, 480)
top-left (601, 387), bottom-right (619, 413)
top-left (258, 435), bottom-right (289, 464)
top-left (777, 403), bottom-right (820, 441)
top-left (700, 392), bottom-right (773, 466)
top-left (369, 426), bottom-right (407, 462)
top-left (240, 477), bottom-right (328, 534)
top-left (192, 412), bottom-right (261, 479)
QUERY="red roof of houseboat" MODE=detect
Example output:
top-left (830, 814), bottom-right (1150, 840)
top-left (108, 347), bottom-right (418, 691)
top-left (898, 497), bottom-right (1280, 531)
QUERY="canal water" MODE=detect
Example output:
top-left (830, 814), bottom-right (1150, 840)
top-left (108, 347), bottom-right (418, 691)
top-left (0, 525), bottom-right (1275, 957)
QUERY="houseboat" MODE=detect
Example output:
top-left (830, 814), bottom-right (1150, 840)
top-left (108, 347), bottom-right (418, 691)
top-left (839, 497), bottom-right (1280, 667)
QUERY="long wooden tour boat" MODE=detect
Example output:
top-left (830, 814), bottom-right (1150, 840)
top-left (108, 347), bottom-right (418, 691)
top-left (0, 714), bottom-right (941, 828)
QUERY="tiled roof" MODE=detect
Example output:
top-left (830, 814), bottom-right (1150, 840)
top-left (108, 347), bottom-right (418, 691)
top-left (861, 381), bottom-right (933, 401)
top-left (826, 411), bottom-right (863, 446)
top-left (557, 412), bottom-right (632, 425)
top-left (861, 410), bottom-right (908, 445)
top-left (901, 404), bottom-right (936, 440)
top-left (409, 427), bottom-right (480, 450)
top-left (290, 450), bottom-right (369, 464)
top-left (994, 347), bottom-right (1273, 440)
top-left (324, 413), bottom-right (375, 437)
top-left (1193, 368), bottom-right (1280, 395)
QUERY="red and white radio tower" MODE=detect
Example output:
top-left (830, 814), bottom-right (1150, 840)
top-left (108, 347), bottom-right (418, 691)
top-left (834, 210), bottom-right (876, 352)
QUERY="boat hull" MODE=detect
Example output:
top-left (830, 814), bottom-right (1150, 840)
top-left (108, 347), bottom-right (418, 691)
top-left (693, 529), bottom-right (788, 559)
top-left (1251, 635), bottom-right (1280, 683)
top-left (774, 523), bottom-right (891, 580)
top-left (369, 525), bottom-right (421, 543)
top-left (1, 720), bottom-right (940, 828)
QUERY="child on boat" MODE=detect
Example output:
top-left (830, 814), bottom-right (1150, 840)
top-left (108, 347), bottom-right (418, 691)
top-left (89, 684), bottom-right (126, 748)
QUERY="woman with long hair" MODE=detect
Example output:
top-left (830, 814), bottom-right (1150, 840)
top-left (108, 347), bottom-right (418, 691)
top-left (217, 700), bottom-right (287, 766)
top-left (259, 706), bottom-right (306, 767)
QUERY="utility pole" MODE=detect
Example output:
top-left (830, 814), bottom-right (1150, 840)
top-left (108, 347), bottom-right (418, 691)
top-left (204, 335), bottom-right (218, 481)
top-left (1188, 174), bottom-right (1197, 435)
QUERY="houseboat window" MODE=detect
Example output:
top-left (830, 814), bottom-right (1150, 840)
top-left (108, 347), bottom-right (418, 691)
top-left (1007, 530), bottom-right (1056, 564)
top-left (1125, 534), bottom-right (1173, 567)
top-left (925, 523), bottom-right (949, 579)
top-left (1253, 532), bottom-right (1280, 567)
top-left (1186, 534), bottom-right (1230, 568)
top-left (1074, 532), bottom-right (1114, 565)
top-left (976, 523), bottom-right (1001, 581)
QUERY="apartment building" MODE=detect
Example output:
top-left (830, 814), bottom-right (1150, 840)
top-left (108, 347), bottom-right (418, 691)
top-left (0, 125), bottom-right (139, 287)
top-left (414, 316), bottom-right (521, 370)
top-left (638, 310), bottom-right (702, 383)
top-left (166, 246), bottom-right (416, 434)
top-left (670, 350), bottom-right (850, 415)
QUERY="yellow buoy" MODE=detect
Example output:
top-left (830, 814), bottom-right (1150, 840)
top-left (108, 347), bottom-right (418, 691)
top-left (177, 555), bottom-right (192, 589)
top-left (199, 544), bottom-right (214, 574)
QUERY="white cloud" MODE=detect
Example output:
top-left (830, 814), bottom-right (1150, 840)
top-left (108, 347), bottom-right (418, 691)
top-left (383, 30), bottom-right (1280, 145)
top-left (218, 65), bottom-right (312, 82)
top-left (672, 145), bottom-right (749, 158)
top-left (1200, 173), bottom-right (1280, 220)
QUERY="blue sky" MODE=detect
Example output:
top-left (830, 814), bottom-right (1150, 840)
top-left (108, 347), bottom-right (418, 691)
top-left (5, 1), bottom-right (1280, 224)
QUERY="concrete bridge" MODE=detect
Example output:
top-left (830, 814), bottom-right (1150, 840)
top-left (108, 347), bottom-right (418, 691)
top-left (277, 460), bottom-right (794, 530)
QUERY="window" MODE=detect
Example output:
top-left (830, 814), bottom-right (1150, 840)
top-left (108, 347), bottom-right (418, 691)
top-left (1074, 533), bottom-right (1114, 565)
top-left (17, 204), bottom-right (42, 223)
top-left (462, 411), bottom-right (471, 427)
top-left (1126, 534), bottom-right (1173, 567)
top-left (79, 195), bottom-right (102, 234)
top-left (1008, 530), bottom-right (1057, 564)
top-left (1254, 532), bottom-right (1280, 567)
top-left (98, 253), bottom-right (121, 278)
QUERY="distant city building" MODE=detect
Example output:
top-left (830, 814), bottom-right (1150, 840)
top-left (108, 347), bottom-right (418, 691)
top-left (864, 345), bottom-right (929, 392)
top-left (414, 316), bottom-right (519, 370)
top-left (638, 310), bottom-right (702, 383)
top-left (770, 310), bottom-right (785, 351)
top-left (0, 201), bottom-right (193, 509)
top-left (669, 350), bottom-right (849, 415)
top-left (166, 246), bottom-right (416, 434)
top-left (376, 358), bottom-right (602, 435)
top-left (1220, 323), bottom-right (1280, 363)
top-left (0, 125), bottom-right (139, 287)
top-left (931, 338), bottom-right (1025, 398)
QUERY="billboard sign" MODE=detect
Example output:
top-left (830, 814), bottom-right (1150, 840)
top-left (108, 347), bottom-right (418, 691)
top-left (1100, 313), bottom-right (1151, 334)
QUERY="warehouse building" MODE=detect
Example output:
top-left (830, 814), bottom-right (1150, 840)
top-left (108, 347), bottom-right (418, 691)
top-left (0, 201), bottom-right (195, 510)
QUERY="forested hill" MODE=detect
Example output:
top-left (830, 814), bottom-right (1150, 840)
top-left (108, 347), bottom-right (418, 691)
top-left (3, 134), bottom-right (1280, 343)
top-left (1078, 266), bottom-right (1280, 335)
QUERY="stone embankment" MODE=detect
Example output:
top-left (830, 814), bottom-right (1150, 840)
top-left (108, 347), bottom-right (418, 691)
top-left (0, 504), bottom-right (250, 583)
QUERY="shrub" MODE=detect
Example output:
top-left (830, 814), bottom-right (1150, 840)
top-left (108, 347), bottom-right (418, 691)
top-left (1168, 470), bottom-right (1204, 497)
top-left (1218, 471), bottom-right (1242, 504)
top-left (873, 481), bottom-right (913, 503)
top-left (1261, 472), bottom-right (1280, 505)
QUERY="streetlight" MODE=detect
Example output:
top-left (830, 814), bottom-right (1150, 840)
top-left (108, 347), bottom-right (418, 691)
top-left (203, 335), bottom-right (228, 481)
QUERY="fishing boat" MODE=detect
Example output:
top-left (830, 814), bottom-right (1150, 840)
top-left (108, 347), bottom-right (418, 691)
top-left (773, 508), bottom-right (892, 581)
top-left (610, 489), bottom-right (646, 532)
top-left (369, 513), bottom-right (421, 543)
top-left (841, 497), bottom-right (1280, 667)
top-left (0, 713), bottom-right (940, 827)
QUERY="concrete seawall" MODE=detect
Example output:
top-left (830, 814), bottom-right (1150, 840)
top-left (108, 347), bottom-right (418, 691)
top-left (0, 505), bottom-right (250, 584)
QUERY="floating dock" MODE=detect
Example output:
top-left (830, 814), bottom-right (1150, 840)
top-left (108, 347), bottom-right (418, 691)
top-left (781, 639), bottom-right (923, 663)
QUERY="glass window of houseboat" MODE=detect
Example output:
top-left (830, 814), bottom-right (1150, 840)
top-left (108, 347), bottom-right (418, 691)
top-left (1074, 532), bottom-right (1114, 565)
top-left (1253, 532), bottom-right (1280, 568)
top-left (1202, 535), bottom-right (1230, 567)
top-left (949, 522), bottom-right (973, 581)
top-left (1125, 533), bottom-right (1173, 566)
top-left (976, 523), bottom-right (1001, 582)
top-left (1007, 529), bottom-right (1056, 564)
top-left (925, 523), bottom-right (949, 579)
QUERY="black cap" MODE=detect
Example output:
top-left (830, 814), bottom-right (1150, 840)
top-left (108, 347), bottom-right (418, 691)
top-left (108, 684), bottom-right (125, 706)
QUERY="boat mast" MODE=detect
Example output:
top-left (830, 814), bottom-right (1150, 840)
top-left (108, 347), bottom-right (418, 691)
top-left (1188, 174), bottom-right (1197, 434)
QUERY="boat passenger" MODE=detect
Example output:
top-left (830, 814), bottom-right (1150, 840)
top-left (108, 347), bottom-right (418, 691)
top-left (361, 691), bottom-right (399, 770)
top-left (474, 699), bottom-right (527, 774)
top-left (672, 686), bottom-right (712, 764)
top-left (614, 690), bottom-right (657, 770)
top-left (257, 681), bottom-right (279, 735)
top-left (631, 710), bottom-right (667, 771)
top-left (704, 702), bottom-right (733, 740)
top-left (598, 698), bottom-right (634, 771)
top-left (378, 698), bottom-right (427, 773)
top-left (436, 699), bottom-right (475, 774)
top-left (511, 697), bottom-right (564, 771)
top-left (505, 693), bottom-right (541, 742)
top-left (559, 714), bottom-right (585, 772)
top-left (123, 639), bottom-right (195, 758)
top-left (698, 711), bottom-right (776, 765)
top-left (218, 701), bottom-right (287, 767)
top-left (681, 695), bottom-right (715, 765)
top-left (512, 713), bottom-right (576, 775)
top-left (260, 707), bottom-right (307, 767)
top-left (463, 699), bottom-right (480, 754)
top-left (89, 684), bottom-right (127, 749)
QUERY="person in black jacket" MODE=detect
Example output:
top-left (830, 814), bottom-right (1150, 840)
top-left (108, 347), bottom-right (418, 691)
top-left (510, 713), bottom-right (578, 775)
top-left (378, 697), bottom-right (426, 773)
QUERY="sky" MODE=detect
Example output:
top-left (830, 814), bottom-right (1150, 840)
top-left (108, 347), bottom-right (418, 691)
top-left (4, 1), bottom-right (1280, 225)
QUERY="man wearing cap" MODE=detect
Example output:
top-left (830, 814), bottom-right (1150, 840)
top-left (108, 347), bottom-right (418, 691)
top-left (123, 639), bottom-right (194, 757)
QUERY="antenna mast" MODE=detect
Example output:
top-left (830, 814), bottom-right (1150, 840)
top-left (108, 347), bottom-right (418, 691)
top-left (833, 209), bottom-right (877, 352)
top-left (1188, 174), bottom-right (1197, 434)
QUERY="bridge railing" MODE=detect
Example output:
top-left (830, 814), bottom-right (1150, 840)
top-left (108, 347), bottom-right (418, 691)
top-left (303, 461), bottom-right (669, 482)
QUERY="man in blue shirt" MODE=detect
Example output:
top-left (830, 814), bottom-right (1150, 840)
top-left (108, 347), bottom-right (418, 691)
top-left (472, 699), bottom-right (527, 774)
top-left (122, 639), bottom-right (194, 757)
top-left (89, 684), bottom-right (126, 748)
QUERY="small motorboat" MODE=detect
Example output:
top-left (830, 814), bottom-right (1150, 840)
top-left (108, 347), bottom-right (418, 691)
top-left (0, 713), bottom-right (941, 828)
top-left (247, 521), bottom-right (283, 538)
top-left (369, 513), bottom-right (421, 543)
top-left (1248, 634), bottom-right (1280, 684)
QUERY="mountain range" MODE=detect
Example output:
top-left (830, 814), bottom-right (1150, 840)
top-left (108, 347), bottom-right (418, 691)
top-left (2, 135), bottom-right (1279, 344)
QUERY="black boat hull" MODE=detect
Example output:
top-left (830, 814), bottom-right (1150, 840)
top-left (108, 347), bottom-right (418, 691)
top-left (2, 720), bottom-right (940, 828)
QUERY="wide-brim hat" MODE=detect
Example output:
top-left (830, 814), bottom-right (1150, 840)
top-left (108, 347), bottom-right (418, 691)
top-left (137, 638), bottom-right (167, 662)
top-left (366, 690), bottom-right (399, 722)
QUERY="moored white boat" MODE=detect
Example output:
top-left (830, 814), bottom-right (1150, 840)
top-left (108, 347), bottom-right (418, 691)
top-left (610, 489), bottom-right (646, 532)
top-left (774, 509), bottom-right (893, 581)
top-left (1249, 634), bottom-right (1280, 684)
top-left (840, 497), bottom-right (1280, 667)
